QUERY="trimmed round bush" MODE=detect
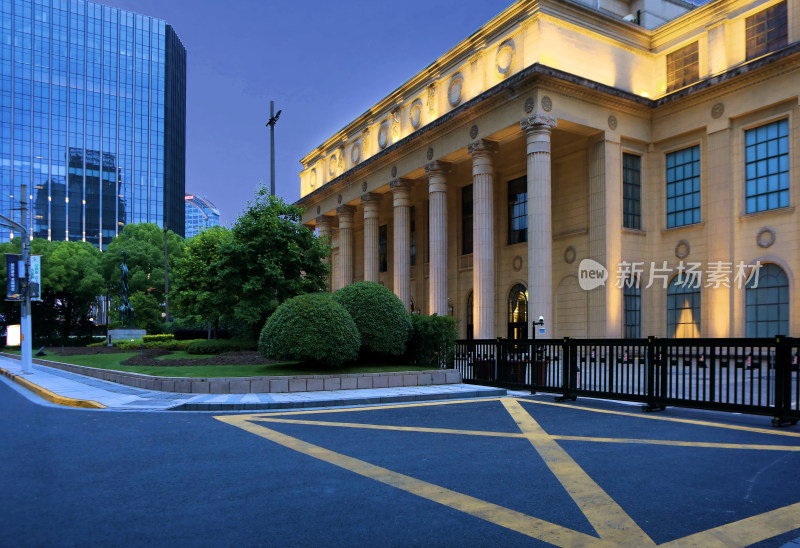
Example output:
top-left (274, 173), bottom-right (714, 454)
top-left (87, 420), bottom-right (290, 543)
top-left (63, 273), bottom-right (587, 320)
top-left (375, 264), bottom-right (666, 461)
top-left (332, 281), bottom-right (412, 356)
top-left (259, 293), bottom-right (360, 367)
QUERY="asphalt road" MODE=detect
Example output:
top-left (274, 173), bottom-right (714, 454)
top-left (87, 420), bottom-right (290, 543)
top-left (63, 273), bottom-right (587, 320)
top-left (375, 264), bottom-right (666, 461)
top-left (2, 378), bottom-right (800, 547)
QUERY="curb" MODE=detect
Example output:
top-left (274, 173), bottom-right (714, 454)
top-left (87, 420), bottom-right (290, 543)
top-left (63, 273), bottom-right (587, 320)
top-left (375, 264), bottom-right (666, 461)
top-left (0, 368), bottom-right (106, 409)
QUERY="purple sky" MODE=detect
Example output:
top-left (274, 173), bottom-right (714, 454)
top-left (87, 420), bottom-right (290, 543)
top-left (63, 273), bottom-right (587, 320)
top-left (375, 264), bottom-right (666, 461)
top-left (95, 0), bottom-right (509, 226)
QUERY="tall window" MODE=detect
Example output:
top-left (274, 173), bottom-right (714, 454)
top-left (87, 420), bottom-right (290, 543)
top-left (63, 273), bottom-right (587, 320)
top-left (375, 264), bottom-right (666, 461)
top-left (378, 224), bottom-right (387, 273)
top-left (507, 176), bottom-right (527, 244)
top-left (409, 205), bottom-right (416, 267)
top-left (745, 119), bottom-right (789, 213)
top-left (667, 274), bottom-right (701, 338)
top-left (746, 1), bottom-right (787, 61)
top-left (623, 153), bottom-right (641, 229)
top-left (746, 264), bottom-right (789, 337)
top-left (623, 278), bottom-right (641, 338)
top-left (666, 145), bottom-right (700, 228)
top-left (462, 185), bottom-right (473, 255)
top-left (508, 284), bottom-right (527, 340)
top-left (666, 42), bottom-right (699, 93)
top-left (466, 291), bottom-right (474, 340)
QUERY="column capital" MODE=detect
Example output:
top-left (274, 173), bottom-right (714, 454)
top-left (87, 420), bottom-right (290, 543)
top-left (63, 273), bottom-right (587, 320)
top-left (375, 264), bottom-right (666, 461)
top-left (389, 178), bottom-right (413, 191)
top-left (361, 193), bottom-right (380, 219)
top-left (467, 139), bottom-right (498, 157)
top-left (316, 215), bottom-right (333, 230)
top-left (337, 205), bottom-right (356, 229)
top-left (390, 178), bottom-right (413, 207)
top-left (520, 114), bottom-right (557, 134)
top-left (424, 160), bottom-right (451, 177)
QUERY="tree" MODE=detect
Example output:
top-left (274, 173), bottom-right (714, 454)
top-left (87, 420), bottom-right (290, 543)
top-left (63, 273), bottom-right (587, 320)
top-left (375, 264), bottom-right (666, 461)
top-left (101, 223), bottom-right (185, 331)
top-left (170, 226), bottom-right (237, 334)
top-left (171, 187), bottom-right (330, 339)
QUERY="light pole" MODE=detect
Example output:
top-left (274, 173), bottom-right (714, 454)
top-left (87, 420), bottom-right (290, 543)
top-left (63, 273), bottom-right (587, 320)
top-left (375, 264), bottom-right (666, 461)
top-left (0, 185), bottom-right (32, 374)
top-left (266, 101), bottom-right (281, 197)
top-left (532, 315), bottom-right (545, 340)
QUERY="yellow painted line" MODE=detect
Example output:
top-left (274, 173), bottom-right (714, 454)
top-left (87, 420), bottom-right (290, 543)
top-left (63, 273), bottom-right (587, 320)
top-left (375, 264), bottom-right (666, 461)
top-left (659, 500), bottom-right (800, 547)
top-left (521, 398), bottom-right (800, 438)
top-left (242, 397), bottom-right (505, 419)
top-left (0, 367), bottom-right (106, 409)
top-left (252, 416), bottom-right (800, 452)
top-left (214, 414), bottom-right (613, 547)
top-left (501, 398), bottom-right (656, 546)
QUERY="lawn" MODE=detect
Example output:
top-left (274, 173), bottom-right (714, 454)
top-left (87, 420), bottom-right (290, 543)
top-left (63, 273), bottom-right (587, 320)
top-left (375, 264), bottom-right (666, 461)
top-left (3, 349), bottom-right (434, 378)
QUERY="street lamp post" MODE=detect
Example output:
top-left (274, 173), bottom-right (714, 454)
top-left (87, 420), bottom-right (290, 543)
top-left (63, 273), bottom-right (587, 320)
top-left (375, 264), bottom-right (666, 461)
top-left (266, 101), bottom-right (281, 197)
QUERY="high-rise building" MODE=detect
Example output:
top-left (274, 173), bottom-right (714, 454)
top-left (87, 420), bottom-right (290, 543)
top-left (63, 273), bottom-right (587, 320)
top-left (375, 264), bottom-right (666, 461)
top-left (296, 0), bottom-right (800, 339)
top-left (0, 0), bottom-right (186, 247)
top-left (184, 193), bottom-right (220, 238)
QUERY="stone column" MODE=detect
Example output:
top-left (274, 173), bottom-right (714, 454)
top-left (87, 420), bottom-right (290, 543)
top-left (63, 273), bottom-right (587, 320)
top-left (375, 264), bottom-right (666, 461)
top-left (361, 194), bottom-right (380, 283)
top-left (391, 178), bottom-right (413, 312)
top-left (316, 216), bottom-right (333, 292)
top-left (588, 136), bottom-right (622, 338)
top-left (521, 114), bottom-right (556, 338)
top-left (468, 139), bottom-right (498, 339)
top-left (426, 161), bottom-right (450, 316)
top-left (336, 205), bottom-right (355, 289)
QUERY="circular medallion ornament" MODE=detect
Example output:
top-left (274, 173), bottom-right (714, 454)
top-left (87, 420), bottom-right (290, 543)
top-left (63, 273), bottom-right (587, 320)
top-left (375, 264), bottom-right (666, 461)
top-left (409, 100), bottom-right (422, 129)
top-left (391, 166), bottom-right (397, 177)
top-left (757, 227), bottom-right (776, 248)
top-left (524, 97), bottom-right (535, 113)
top-left (512, 255), bottom-right (523, 272)
top-left (564, 246), bottom-right (577, 264)
top-left (711, 103), bottom-right (725, 119)
top-left (316, 205), bottom-right (321, 214)
top-left (541, 96), bottom-right (552, 112)
top-left (470, 125), bottom-right (479, 139)
top-left (608, 115), bottom-right (618, 130)
top-left (675, 240), bottom-right (691, 259)
top-left (350, 142), bottom-right (361, 165)
top-left (362, 181), bottom-right (368, 192)
top-left (328, 155), bottom-right (337, 177)
top-left (378, 123), bottom-right (389, 149)
top-left (495, 40), bottom-right (515, 76)
top-left (426, 147), bottom-right (434, 160)
top-left (448, 73), bottom-right (463, 107)
top-left (309, 168), bottom-right (317, 189)
top-left (337, 194), bottom-right (342, 205)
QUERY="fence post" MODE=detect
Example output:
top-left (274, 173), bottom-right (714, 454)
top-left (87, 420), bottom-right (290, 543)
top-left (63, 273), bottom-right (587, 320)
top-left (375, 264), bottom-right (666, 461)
top-left (772, 335), bottom-right (793, 427)
top-left (643, 336), bottom-right (665, 412)
top-left (556, 337), bottom-right (576, 402)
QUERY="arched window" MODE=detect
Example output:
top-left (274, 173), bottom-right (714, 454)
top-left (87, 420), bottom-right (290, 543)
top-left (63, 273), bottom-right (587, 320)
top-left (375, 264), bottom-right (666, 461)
top-left (466, 291), bottom-right (474, 340)
top-left (667, 274), bottom-right (700, 338)
top-left (746, 263), bottom-right (789, 337)
top-left (508, 283), bottom-right (527, 340)
top-left (623, 277), bottom-right (641, 339)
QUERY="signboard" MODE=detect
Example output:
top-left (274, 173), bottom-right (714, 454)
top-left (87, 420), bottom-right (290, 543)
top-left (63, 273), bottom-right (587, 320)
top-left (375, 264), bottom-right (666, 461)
top-left (5, 254), bottom-right (20, 301)
top-left (6, 324), bottom-right (20, 346)
top-left (30, 255), bottom-right (41, 301)
top-left (539, 328), bottom-right (546, 335)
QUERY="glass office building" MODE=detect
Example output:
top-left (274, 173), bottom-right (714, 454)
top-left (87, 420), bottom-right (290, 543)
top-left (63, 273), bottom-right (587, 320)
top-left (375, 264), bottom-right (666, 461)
top-left (184, 192), bottom-right (219, 238)
top-left (0, 0), bottom-right (186, 247)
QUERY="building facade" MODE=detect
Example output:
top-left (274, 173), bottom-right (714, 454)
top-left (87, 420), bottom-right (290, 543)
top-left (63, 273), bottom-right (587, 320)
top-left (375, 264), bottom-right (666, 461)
top-left (296, 0), bottom-right (800, 340)
top-left (184, 192), bottom-right (220, 238)
top-left (0, 0), bottom-right (187, 247)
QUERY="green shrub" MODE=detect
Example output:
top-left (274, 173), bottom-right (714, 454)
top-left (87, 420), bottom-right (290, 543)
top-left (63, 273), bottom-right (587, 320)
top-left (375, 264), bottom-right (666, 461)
top-left (112, 339), bottom-right (143, 351)
top-left (184, 338), bottom-right (256, 355)
top-left (406, 314), bottom-right (457, 368)
top-left (332, 281), bottom-right (411, 357)
top-left (86, 341), bottom-right (106, 348)
top-left (143, 334), bottom-right (175, 343)
top-left (259, 293), bottom-right (359, 367)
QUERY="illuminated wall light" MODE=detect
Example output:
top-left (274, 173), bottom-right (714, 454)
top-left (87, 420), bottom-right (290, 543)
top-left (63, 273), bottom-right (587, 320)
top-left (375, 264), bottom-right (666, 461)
top-left (639, 91), bottom-right (651, 98)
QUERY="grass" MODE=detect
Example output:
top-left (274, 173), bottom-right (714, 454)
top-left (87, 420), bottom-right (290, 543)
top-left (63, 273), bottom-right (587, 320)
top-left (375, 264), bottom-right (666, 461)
top-left (3, 348), bottom-right (434, 378)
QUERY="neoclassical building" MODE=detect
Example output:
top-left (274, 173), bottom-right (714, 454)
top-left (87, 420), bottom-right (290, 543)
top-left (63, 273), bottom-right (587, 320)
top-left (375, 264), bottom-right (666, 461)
top-left (295, 0), bottom-right (800, 340)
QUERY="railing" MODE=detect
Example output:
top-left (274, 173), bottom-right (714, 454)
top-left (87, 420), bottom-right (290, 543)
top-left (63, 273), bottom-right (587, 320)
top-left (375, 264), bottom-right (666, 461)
top-left (454, 336), bottom-right (800, 426)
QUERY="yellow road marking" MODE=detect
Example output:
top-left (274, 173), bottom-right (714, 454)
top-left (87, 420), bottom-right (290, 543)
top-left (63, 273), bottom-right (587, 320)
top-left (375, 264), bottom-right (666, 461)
top-left (659, 501), bottom-right (800, 547)
top-left (253, 416), bottom-right (800, 451)
top-left (214, 414), bottom-right (613, 547)
top-left (501, 398), bottom-right (656, 546)
top-left (245, 397), bottom-right (504, 418)
top-left (521, 398), bottom-right (800, 438)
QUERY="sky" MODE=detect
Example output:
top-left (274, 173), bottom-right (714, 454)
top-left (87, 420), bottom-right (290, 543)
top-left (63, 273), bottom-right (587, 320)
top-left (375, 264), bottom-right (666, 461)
top-left (94, 0), bottom-right (511, 226)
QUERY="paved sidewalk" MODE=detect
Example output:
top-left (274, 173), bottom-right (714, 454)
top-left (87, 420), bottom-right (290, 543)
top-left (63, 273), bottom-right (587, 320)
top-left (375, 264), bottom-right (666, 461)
top-left (0, 355), bottom-right (505, 412)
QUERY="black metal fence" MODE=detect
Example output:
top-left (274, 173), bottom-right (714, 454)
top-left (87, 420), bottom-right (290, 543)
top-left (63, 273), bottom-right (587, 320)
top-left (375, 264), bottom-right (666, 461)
top-left (453, 336), bottom-right (800, 426)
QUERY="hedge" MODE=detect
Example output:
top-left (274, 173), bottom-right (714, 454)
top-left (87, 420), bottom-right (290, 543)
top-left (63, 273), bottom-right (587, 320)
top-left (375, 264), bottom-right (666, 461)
top-left (406, 314), bottom-right (457, 368)
top-left (259, 293), bottom-right (359, 367)
top-left (184, 339), bottom-right (257, 355)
